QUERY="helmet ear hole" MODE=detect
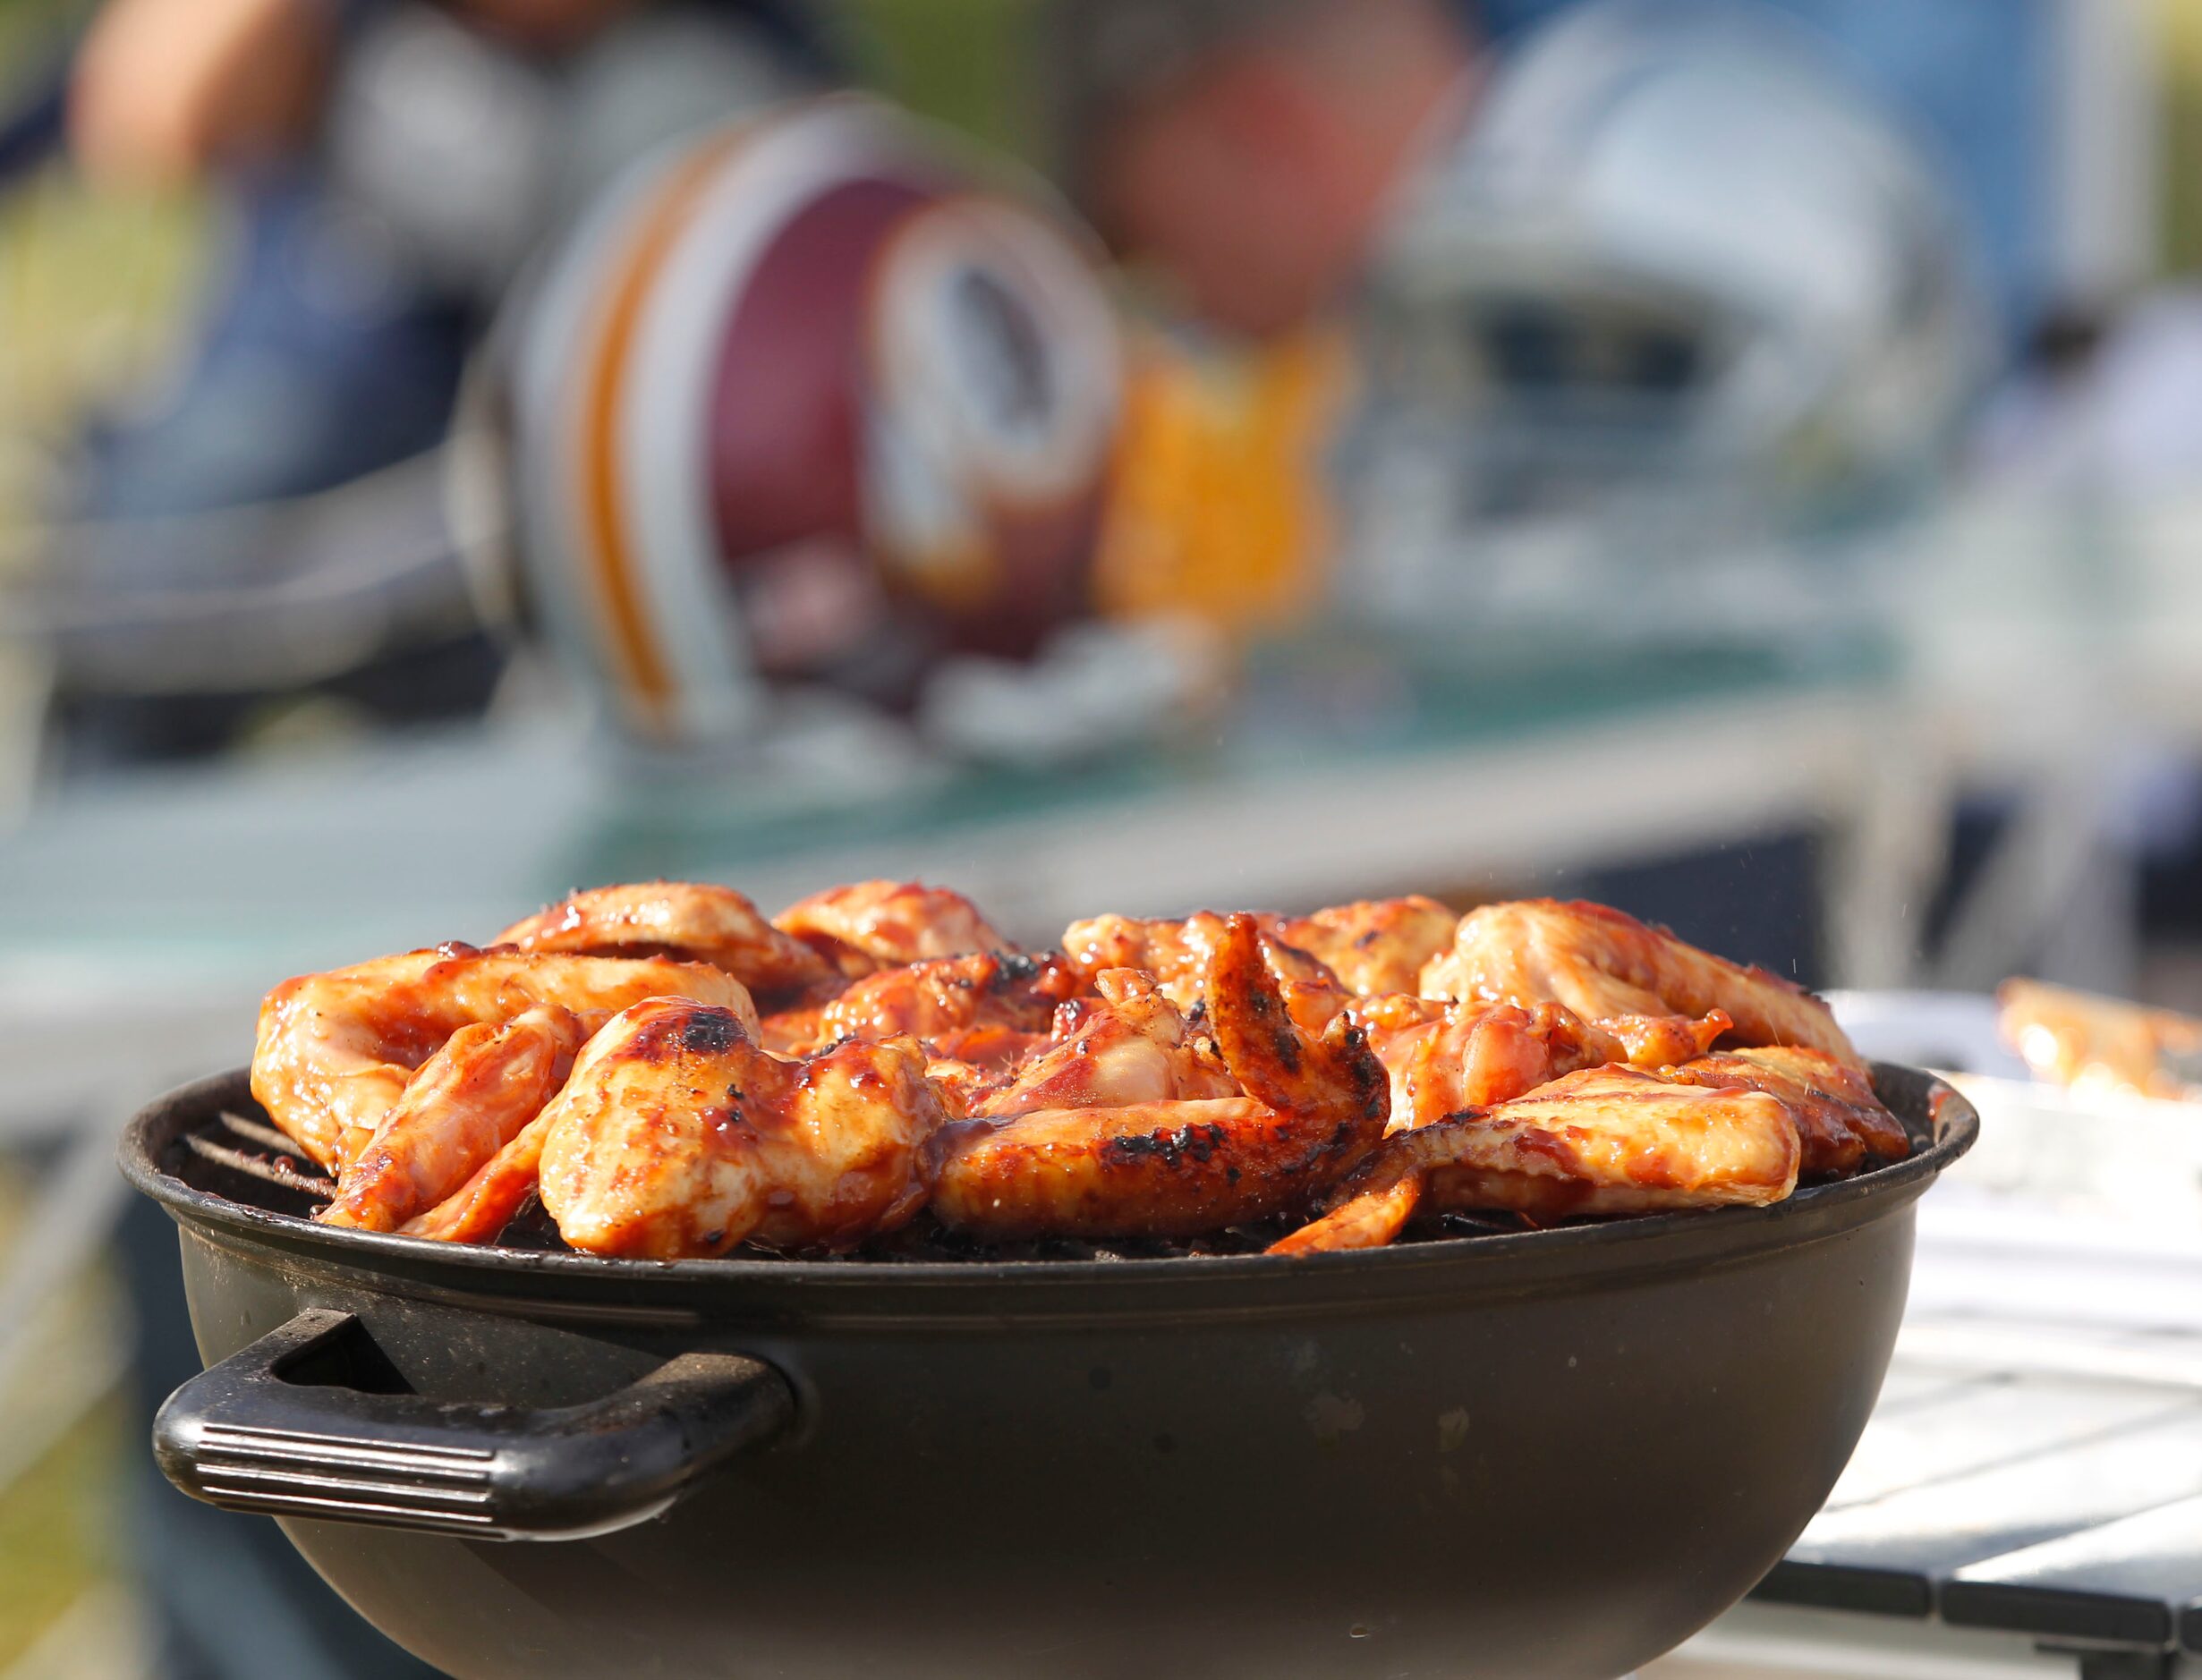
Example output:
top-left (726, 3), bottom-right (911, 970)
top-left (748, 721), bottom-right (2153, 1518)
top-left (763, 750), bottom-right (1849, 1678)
top-left (503, 97), bottom-right (1124, 741)
top-left (865, 193), bottom-right (1124, 637)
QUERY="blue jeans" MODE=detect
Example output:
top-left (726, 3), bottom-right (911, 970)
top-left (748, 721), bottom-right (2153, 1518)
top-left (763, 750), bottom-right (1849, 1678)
top-left (54, 172), bottom-right (500, 771)
top-left (79, 173), bottom-right (472, 521)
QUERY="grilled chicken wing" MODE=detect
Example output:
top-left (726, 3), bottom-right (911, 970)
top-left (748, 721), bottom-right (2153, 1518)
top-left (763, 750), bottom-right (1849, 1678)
top-left (320, 1005), bottom-right (585, 1233)
top-left (400, 1107), bottom-right (562, 1243)
top-left (1349, 997), bottom-right (1604, 1132)
top-left (1272, 1065), bottom-right (1800, 1252)
top-left (773, 880), bottom-right (1013, 979)
top-left (1061, 910), bottom-right (1340, 1028)
top-left (1272, 896), bottom-right (1458, 997)
top-left (933, 917), bottom-right (1387, 1240)
top-left (756, 949), bottom-right (1083, 1106)
top-left (536, 998), bottom-right (948, 1259)
top-left (1667, 1047), bottom-right (1909, 1175)
top-left (1423, 899), bottom-right (1863, 1070)
top-left (1347, 996), bottom-right (1730, 1134)
top-left (809, 951), bottom-right (1079, 1058)
top-left (969, 969), bottom-right (1238, 1117)
top-left (495, 881), bottom-right (830, 1000)
top-left (253, 946), bottom-right (755, 1170)
top-left (1268, 1154), bottom-right (1426, 1256)
top-left (1411, 1065), bottom-right (1800, 1213)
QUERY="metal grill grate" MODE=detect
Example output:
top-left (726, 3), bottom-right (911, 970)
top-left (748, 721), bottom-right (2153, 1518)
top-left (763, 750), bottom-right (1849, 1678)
top-left (183, 1111), bottom-right (336, 1201)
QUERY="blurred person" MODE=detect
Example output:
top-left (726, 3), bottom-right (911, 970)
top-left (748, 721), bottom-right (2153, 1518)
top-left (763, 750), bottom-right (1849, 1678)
top-left (1057, 0), bottom-right (1475, 344)
top-left (1044, 0), bottom-right (1481, 638)
top-left (48, 0), bottom-right (833, 767)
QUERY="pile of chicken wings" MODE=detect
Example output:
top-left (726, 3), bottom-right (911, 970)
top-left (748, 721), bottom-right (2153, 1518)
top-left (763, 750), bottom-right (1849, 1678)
top-left (248, 881), bottom-right (1909, 1260)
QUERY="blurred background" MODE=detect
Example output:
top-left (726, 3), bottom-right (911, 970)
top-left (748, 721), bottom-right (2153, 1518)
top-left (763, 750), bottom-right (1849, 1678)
top-left (0, 0), bottom-right (2198, 1673)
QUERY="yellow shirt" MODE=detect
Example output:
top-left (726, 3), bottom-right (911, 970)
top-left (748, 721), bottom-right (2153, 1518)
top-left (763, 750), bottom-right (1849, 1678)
top-left (1093, 323), bottom-right (1355, 638)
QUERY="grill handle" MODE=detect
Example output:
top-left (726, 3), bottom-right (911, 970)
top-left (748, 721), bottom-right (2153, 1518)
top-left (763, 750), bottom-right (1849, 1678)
top-left (153, 1309), bottom-right (795, 1542)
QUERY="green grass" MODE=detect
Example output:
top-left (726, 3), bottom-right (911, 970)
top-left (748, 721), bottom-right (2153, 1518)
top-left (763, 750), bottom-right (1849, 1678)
top-left (844, 0), bottom-right (1046, 157)
top-left (2163, 0), bottom-right (2202, 273)
top-left (0, 171), bottom-right (208, 556)
top-left (0, 1159), bottom-right (132, 1670)
top-left (0, 1395), bottom-right (129, 1669)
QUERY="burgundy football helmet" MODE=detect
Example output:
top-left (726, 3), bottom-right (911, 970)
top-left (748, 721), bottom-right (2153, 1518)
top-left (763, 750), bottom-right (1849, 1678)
top-left (506, 96), bottom-right (1124, 740)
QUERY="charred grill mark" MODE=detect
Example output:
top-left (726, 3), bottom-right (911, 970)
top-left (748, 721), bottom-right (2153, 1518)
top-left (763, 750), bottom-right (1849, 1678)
top-left (1336, 1022), bottom-right (1386, 1114)
top-left (1233, 962), bottom-right (1305, 1075)
top-left (1278, 1116), bottom-right (1378, 1183)
top-left (620, 1003), bottom-right (751, 1063)
top-left (682, 1011), bottom-right (744, 1055)
top-left (1104, 1123), bottom-right (1229, 1169)
top-left (993, 953), bottom-right (1044, 988)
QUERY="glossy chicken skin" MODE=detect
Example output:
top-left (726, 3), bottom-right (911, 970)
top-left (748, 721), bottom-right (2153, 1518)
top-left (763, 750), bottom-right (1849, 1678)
top-left (252, 946), bottom-right (755, 1170)
top-left (401, 1107), bottom-right (562, 1243)
top-left (773, 880), bottom-right (1012, 979)
top-left (759, 951), bottom-right (1081, 1096)
top-left (321, 1004), bottom-right (584, 1233)
top-left (934, 918), bottom-right (1388, 1240)
top-left (495, 881), bottom-right (830, 1000)
top-left (1412, 1065), bottom-right (1801, 1213)
top-left (1273, 896), bottom-right (1458, 997)
top-left (1424, 899), bottom-right (1864, 1070)
top-left (969, 970), bottom-right (1238, 1117)
top-left (1667, 1047), bottom-right (1909, 1175)
top-left (1061, 910), bottom-right (1339, 1025)
top-left (1347, 996), bottom-right (1730, 1135)
top-left (1598, 1012), bottom-right (1739, 1070)
top-left (537, 998), bottom-right (949, 1259)
top-left (809, 951), bottom-right (1080, 1059)
top-left (1351, 997), bottom-right (1603, 1133)
top-left (1273, 1065), bottom-right (1801, 1252)
top-left (1268, 1155), bottom-right (1426, 1256)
